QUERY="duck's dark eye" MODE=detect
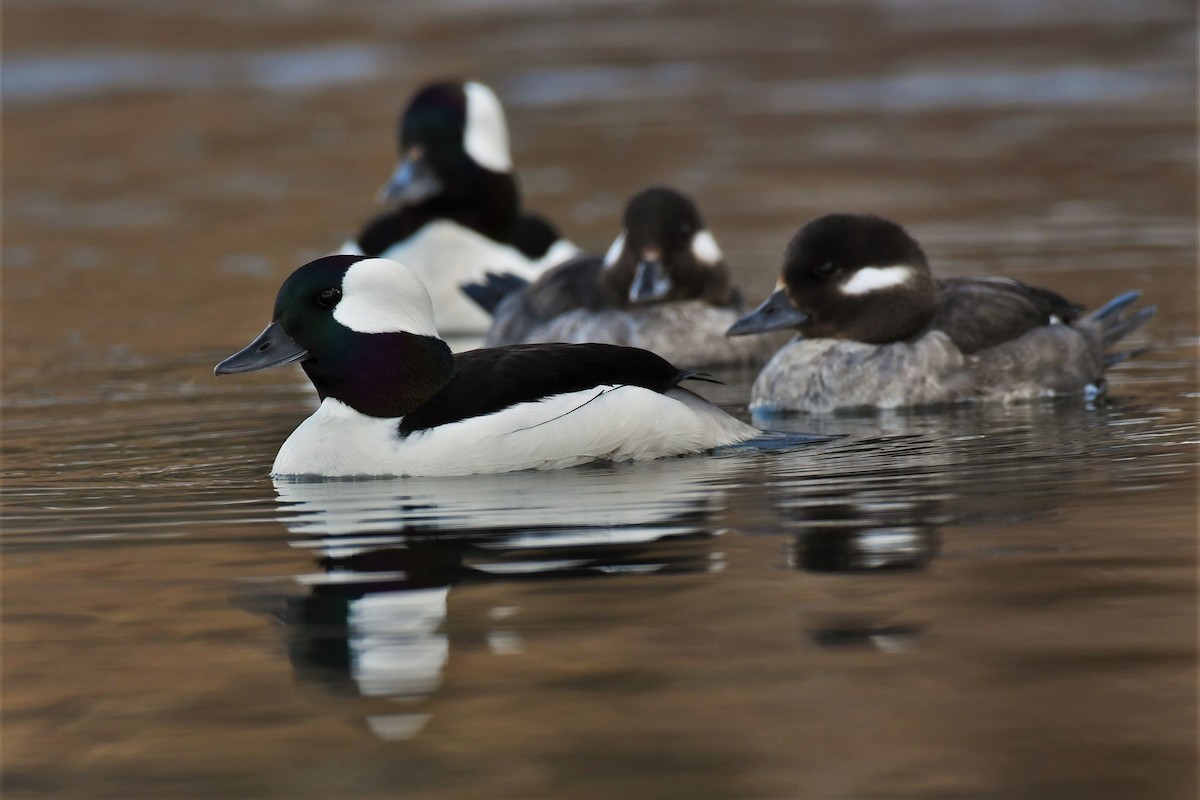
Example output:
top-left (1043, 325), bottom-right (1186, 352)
top-left (316, 287), bottom-right (342, 309)
top-left (814, 261), bottom-right (836, 279)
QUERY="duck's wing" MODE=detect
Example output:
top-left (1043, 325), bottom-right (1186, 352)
top-left (399, 342), bottom-right (696, 434)
top-left (482, 256), bottom-right (613, 345)
top-left (933, 276), bottom-right (1083, 354)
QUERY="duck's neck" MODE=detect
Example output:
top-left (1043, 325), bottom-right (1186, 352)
top-left (428, 167), bottom-right (520, 244)
top-left (303, 332), bottom-right (454, 418)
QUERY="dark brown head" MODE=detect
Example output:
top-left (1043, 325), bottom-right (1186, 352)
top-left (728, 214), bottom-right (938, 342)
top-left (601, 186), bottom-right (736, 308)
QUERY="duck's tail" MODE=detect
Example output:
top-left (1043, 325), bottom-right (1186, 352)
top-left (461, 271), bottom-right (530, 315)
top-left (1084, 290), bottom-right (1157, 360)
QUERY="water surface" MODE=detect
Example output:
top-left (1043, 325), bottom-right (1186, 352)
top-left (3, 1), bottom-right (1196, 798)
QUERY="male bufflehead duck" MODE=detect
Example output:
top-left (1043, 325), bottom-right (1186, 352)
top-left (463, 186), bottom-right (779, 368)
top-left (727, 213), bottom-right (1155, 413)
top-left (215, 255), bottom-right (757, 477)
top-left (339, 81), bottom-right (577, 334)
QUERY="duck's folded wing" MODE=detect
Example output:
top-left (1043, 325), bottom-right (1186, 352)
top-left (933, 277), bottom-right (1083, 354)
top-left (399, 342), bottom-right (691, 434)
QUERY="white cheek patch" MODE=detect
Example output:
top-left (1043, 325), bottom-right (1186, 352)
top-left (603, 232), bottom-right (626, 268)
top-left (839, 265), bottom-right (915, 296)
top-left (690, 229), bottom-right (723, 264)
top-left (334, 258), bottom-right (441, 337)
top-left (463, 82), bottom-right (512, 173)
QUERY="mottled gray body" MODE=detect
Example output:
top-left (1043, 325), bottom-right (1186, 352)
top-left (750, 310), bottom-right (1116, 413)
top-left (490, 300), bottom-right (782, 369)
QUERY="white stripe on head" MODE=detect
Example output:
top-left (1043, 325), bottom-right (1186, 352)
top-left (839, 265), bottom-right (915, 296)
top-left (603, 232), bottom-right (626, 268)
top-left (463, 82), bottom-right (512, 173)
top-left (334, 257), bottom-right (441, 337)
top-left (690, 229), bottom-right (723, 265)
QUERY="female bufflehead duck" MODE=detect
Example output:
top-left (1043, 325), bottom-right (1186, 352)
top-left (463, 186), bottom-right (779, 368)
top-left (727, 213), bottom-right (1155, 414)
top-left (215, 255), bottom-right (757, 477)
top-left (340, 81), bottom-right (577, 334)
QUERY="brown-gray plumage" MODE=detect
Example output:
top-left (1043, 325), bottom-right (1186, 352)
top-left (727, 213), bottom-right (1155, 413)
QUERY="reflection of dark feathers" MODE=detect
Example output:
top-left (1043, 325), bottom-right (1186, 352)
top-left (933, 277), bottom-right (1083, 354)
top-left (400, 342), bottom-right (703, 434)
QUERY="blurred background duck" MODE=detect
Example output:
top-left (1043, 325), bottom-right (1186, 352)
top-left (464, 186), bottom-right (781, 368)
top-left (339, 80), bottom-right (577, 334)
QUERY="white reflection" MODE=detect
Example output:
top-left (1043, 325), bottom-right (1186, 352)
top-left (270, 453), bottom-right (755, 740)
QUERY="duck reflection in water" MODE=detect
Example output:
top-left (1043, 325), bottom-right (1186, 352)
top-left (751, 401), bottom-right (1110, 651)
top-left (265, 456), bottom-right (749, 740)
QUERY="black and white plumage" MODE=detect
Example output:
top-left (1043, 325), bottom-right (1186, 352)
top-left (727, 213), bottom-right (1156, 413)
top-left (463, 186), bottom-right (779, 368)
top-left (215, 255), bottom-right (757, 477)
top-left (339, 81), bottom-right (577, 334)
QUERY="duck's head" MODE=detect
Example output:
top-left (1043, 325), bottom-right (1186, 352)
top-left (727, 214), bottom-right (938, 343)
top-left (603, 186), bottom-right (733, 307)
top-left (380, 80), bottom-right (513, 205)
top-left (215, 255), bottom-right (453, 417)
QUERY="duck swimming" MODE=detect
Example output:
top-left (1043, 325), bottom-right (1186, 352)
top-left (338, 80), bottom-right (576, 334)
top-left (727, 213), bottom-right (1155, 414)
top-left (215, 255), bottom-right (758, 477)
top-left (464, 186), bottom-right (779, 368)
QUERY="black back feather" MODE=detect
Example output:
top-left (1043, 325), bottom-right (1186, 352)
top-left (399, 342), bottom-right (696, 434)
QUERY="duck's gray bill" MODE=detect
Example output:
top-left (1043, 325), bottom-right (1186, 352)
top-left (629, 259), bottom-right (671, 304)
top-left (726, 289), bottom-right (809, 336)
top-left (215, 321), bottom-right (308, 375)
top-left (380, 154), bottom-right (444, 204)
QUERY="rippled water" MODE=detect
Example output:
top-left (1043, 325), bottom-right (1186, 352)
top-left (3, 1), bottom-right (1197, 798)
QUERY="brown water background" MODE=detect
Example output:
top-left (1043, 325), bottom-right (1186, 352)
top-left (3, 1), bottom-right (1198, 798)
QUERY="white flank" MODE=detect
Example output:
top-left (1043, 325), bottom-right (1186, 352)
top-left (839, 265), bottom-right (914, 296)
top-left (334, 257), bottom-right (441, 337)
top-left (272, 388), bottom-right (757, 478)
top-left (379, 220), bottom-right (548, 334)
top-left (603, 232), bottom-right (626, 268)
top-left (463, 82), bottom-right (512, 173)
top-left (690, 229), bottom-right (723, 264)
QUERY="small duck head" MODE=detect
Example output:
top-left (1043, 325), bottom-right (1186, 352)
top-left (727, 214), bottom-right (938, 343)
top-left (381, 81), bottom-right (513, 205)
top-left (215, 255), bottom-right (454, 418)
top-left (602, 186), bottom-right (734, 307)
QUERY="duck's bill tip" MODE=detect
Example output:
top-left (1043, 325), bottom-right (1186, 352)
top-left (214, 322), bottom-right (308, 376)
top-left (726, 289), bottom-right (808, 336)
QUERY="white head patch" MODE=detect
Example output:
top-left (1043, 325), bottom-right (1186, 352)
top-left (603, 232), bottom-right (626, 268)
top-left (690, 229), bottom-right (723, 265)
top-left (839, 265), bottom-right (915, 296)
top-left (463, 82), bottom-right (512, 173)
top-left (334, 257), bottom-right (440, 337)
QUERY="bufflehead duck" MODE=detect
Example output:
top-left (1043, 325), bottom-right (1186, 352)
top-left (339, 81), bottom-right (577, 334)
top-left (727, 213), bottom-right (1155, 413)
top-left (215, 255), bottom-right (757, 477)
top-left (463, 186), bottom-right (780, 368)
